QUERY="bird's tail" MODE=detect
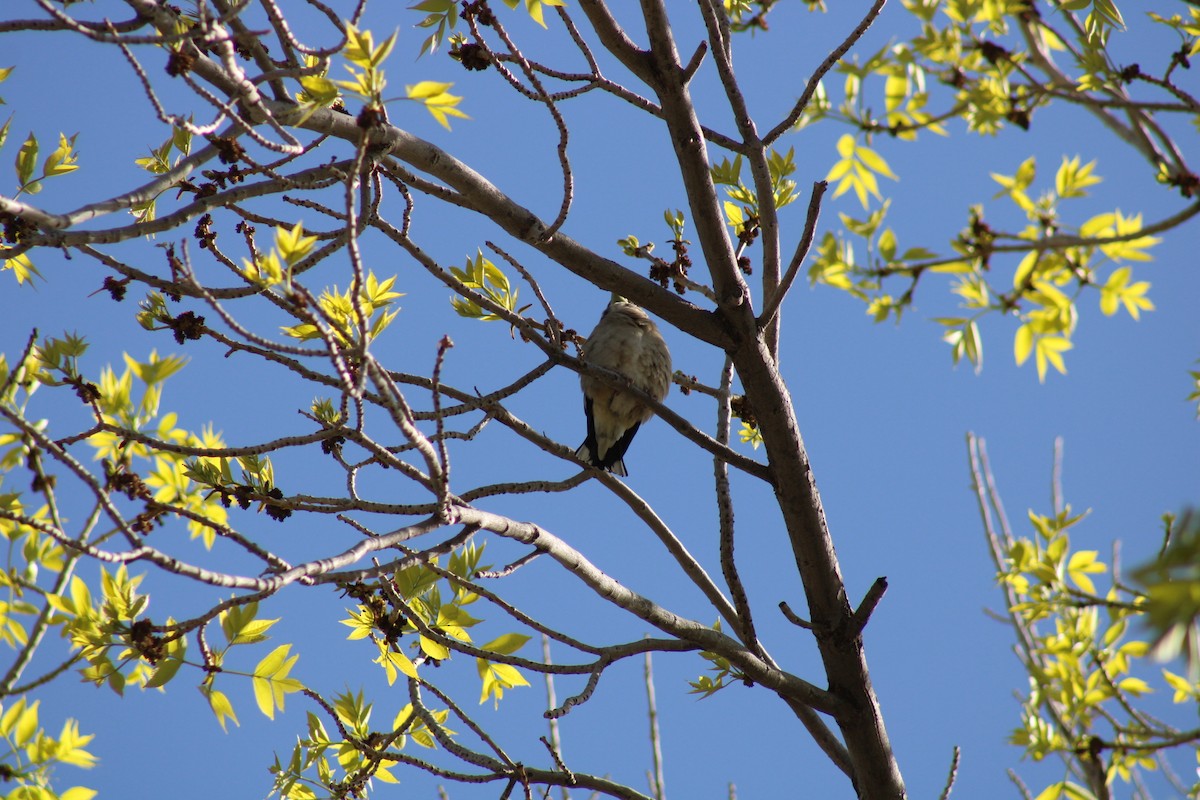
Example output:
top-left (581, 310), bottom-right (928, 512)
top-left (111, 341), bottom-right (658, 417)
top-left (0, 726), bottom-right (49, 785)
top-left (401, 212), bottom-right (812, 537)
top-left (575, 441), bottom-right (629, 477)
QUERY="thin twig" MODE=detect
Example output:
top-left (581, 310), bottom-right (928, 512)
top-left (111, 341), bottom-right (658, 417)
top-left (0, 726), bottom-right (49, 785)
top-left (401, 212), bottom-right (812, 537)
top-left (1051, 436), bottom-right (1064, 516)
top-left (758, 181), bottom-right (827, 333)
top-left (778, 601), bottom-right (813, 629)
top-left (432, 335), bottom-right (455, 519)
top-left (764, 0), bottom-right (888, 144)
top-left (715, 356), bottom-right (762, 655)
top-left (1006, 768), bottom-right (1034, 800)
top-left (644, 649), bottom-right (666, 800)
top-left (937, 746), bottom-right (960, 800)
top-left (849, 577), bottom-right (888, 637)
top-left (541, 635), bottom-right (571, 800)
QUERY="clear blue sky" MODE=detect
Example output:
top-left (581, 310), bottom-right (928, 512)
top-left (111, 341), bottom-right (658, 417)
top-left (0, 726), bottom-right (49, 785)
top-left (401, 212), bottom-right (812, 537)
top-left (1, 2), bottom-right (1197, 799)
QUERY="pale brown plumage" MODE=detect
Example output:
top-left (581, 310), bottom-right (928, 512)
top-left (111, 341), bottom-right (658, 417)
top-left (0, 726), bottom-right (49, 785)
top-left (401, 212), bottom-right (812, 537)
top-left (576, 298), bottom-right (671, 476)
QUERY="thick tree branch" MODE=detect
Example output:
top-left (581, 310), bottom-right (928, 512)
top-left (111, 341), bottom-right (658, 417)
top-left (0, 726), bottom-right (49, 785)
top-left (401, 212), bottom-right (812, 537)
top-left (623, 3), bottom-right (904, 796)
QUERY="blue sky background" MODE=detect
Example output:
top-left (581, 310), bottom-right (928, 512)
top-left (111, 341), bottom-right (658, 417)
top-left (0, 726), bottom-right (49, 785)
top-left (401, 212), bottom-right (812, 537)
top-left (1, 2), bottom-right (1198, 799)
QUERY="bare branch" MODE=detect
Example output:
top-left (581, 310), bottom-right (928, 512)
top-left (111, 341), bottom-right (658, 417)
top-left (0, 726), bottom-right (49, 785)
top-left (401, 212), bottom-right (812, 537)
top-left (937, 746), bottom-right (961, 800)
top-left (644, 650), bottom-right (666, 800)
top-left (758, 180), bottom-right (828, 334)
top-left (849, 577), bottom-right (888, 638)
top-left (764, 0), bottom-right (889, 145)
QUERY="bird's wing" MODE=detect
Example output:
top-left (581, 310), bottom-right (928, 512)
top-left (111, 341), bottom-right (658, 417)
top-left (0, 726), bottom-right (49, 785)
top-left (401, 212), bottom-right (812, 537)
top-left (576, 396), bottom-right (600, 465)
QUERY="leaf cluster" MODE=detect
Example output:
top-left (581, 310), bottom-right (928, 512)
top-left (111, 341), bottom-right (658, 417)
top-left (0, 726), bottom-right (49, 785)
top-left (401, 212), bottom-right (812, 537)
top-left (998, 502), bottom-right (1200, 798)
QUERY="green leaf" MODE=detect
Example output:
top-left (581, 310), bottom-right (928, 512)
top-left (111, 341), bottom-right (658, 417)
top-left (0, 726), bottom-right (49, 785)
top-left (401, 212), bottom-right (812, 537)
top-left (410, 0), bottom-right (460, 56)
top-left (223, 601), bottom-right (260, 643)
top-left (878, 228), bottom-right (896, 262)
top-left (16, 131), bottom-right (38, 190)
top-left (144, 654), bottom-right (184, 689)
top-left (235, 618), bottom-right (277, 645)
top-left (1091, 0), bottom-right (1125, 29)
top-left (171, 125), bottom-right (192, 155)
top-left (961, 320), bottom-right (982, 373)
top-left (710, 155), bottom-right (743, 187)
top-left (43, 132), bottom-right (79, 178)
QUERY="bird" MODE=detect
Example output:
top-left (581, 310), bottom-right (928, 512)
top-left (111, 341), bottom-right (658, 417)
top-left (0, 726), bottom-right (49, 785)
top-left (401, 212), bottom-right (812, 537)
top-left (576, 296), bottom-right (671, 476)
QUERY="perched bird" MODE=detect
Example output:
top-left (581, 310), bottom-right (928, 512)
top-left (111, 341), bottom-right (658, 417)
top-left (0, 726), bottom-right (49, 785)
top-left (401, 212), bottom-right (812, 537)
top-left (576, 296), bottom-right (671, 476)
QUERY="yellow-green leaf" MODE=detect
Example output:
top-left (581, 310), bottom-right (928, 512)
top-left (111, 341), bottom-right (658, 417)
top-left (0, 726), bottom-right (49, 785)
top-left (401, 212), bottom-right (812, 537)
top-left (204, 687), bottom-right (239, 731)
top-left (855, 143), bottom-right (898, 180)
top-left (61, 789), bottom-right (98, 800)
top-left (144, 657), bottom-right (184, 689)
top-left (1066, 550), bottom-right (1105, 594)
top-left (3, 252), bottom-right (41, 285)
top-left (1163, 669), bottom-right (1199, 702)
top-left (55, 718), bottom-right (97, 768)
top-left (14, 698), bottom-right (39, 746)
top-left (254, 643), bottom-right (295, 678)
top-left (419, 635), bottom-right (450, 661)
top-left (1117, 676), bottom-right (1151, 695)
top-left (513, 0), bottom-right (566, 28)
top-left (405, 81), bottom-right (468, 130)
top-left (1034, 335), bottom-right (1072, 382)
top-left (1099, 266), bottom-right (1154, 320)
top-left (481, 633), bottom-right (530, 656)
top-left (43, 132), bottom-right (79, 178)
top-left (1014, 323), bottom-right (1034, 366)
